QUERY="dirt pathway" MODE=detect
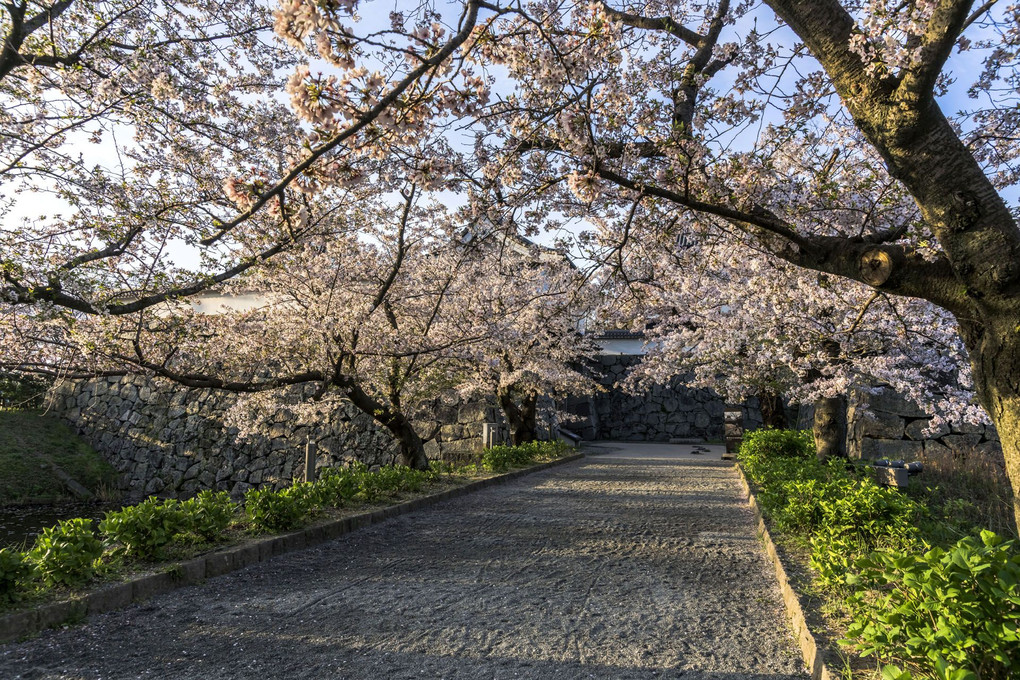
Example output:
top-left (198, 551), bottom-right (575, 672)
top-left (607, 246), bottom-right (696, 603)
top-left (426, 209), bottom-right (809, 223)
top-left (0, 444), bottom-right (809, 679)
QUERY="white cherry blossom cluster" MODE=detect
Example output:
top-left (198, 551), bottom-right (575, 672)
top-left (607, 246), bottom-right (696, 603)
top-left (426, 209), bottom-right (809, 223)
top-left (273, 0), bottom-right (348, 51)
top-left (848, 0), bottom-right (938, 76)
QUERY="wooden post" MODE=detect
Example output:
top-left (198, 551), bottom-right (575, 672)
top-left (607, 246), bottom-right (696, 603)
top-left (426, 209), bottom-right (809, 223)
top-left (304, 439), bottom-right (317, 483)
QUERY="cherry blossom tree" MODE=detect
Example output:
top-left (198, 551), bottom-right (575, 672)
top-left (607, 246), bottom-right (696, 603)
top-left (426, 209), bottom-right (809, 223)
top-left (450, 230), bottom-right (600, 443)
top-left (267, 0), bottom-right (1020, 525)
top-left (23, 188), bottom-right (591, 470)
top-left (102, 189), bottom-right (481, 471)
top-left (0, 1), bottom-right (328, 320)
top-left (607, 220), bottom-right (979, 457)
top-left (5, 0), bottom-right (1020, 527)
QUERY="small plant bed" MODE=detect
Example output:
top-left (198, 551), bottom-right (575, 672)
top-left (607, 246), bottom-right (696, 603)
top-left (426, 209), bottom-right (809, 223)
top-left (738, 429), bottom-right (1020, 680)
top-left (0, 441), bottom-right (574, 637)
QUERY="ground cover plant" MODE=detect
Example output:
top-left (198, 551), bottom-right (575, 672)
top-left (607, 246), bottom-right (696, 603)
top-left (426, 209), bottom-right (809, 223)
top-left (27, 519), bottom-right (105, 588)
top-left (0, 442), bottom-right (572, 609)
top-left (739, 428), bottom-right (1020, 680)
top-left (481, 441), bottom-right (571, 472)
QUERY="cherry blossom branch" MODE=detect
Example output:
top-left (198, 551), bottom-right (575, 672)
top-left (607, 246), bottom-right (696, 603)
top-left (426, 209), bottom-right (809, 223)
top-left (0, 0), bottom-right (75, 79)
top-left (199, 0), bottom-right (482, 246)
top-left (3, 233), bottom-right (300, 315)
top-left (962, 0), bottom-right (999, 30)
top-left (590, 163), bottom-right (811, 248)
top-left (673, 0), bottom-right (732, 132)
top-left (897, 0), bottom-right (976, 107)
top-left (597, 3), bottom-right (703, 47)
top-left (128, 351), bottom-right (326, 392)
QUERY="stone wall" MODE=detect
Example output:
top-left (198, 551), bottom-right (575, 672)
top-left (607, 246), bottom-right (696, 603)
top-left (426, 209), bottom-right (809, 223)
top-left (50, 376), bottom-right (499, 500)
top-left (847, 387), bottom-right (1001, 461)
top-left (586, 356), bottom-right (727, 441)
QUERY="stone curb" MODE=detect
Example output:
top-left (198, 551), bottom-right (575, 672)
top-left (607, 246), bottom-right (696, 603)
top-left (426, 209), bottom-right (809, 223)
top-left (0, 452), bottom-right (585, 644)
top-left (736, 467), bottom-right (836, 680)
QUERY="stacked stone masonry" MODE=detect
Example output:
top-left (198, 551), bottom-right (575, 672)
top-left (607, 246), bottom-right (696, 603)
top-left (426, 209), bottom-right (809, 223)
top-left (50, 376), bottom-right (499, 501)
top-left (53, 371), bottom-right (987, 502)
top-left (846, 386), bottom-right (1002, 462)
top-left (587, 356), bottom-right (729, 442)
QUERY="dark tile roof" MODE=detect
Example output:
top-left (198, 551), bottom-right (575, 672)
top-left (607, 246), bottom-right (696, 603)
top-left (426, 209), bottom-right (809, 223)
top-left (592, 329), bottom-right (645, 340)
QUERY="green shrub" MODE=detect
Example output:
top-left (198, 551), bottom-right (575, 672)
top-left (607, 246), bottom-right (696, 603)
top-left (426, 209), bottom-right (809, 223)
top-left (28, 518), bottom-right (104, 587)
top-left (741, 452), bottom-right (833, 520)
top-left (482, 445), bottom-right (526, 471)
top-left (771, 477), bottom-right (829, 534)
top-left (480, 440), bottom-right (569, 472)
top-left (356, 467), bottom-right (387, 502)
top-left (738, 432), bottom-right (824, 498)
top-left (739, 429), bottom-right (1020, 680)
top-left (0, 547), bottom-right (33, 602)
top-left (311, 463), bottom-right (437, 508)
top-left (739, 428), bottom-right (814, 459)
top-left (539, 440), bottom-right (571, 458)
top-left (429, 460), bottom-right (458, 475)
top-left (244, 484), bottom-right (314, 533)
top-left (180, 491), bottom-right (237, 541)
top-left (99, 496), bottom-right (190, 560)
top-left (312, 468), bottom-right (361, 507)
top-left (844, 531), bottom-right (1020, 680)
top-left (755, 467), bottom-right (924, 589)
top-left (361, 465), bottom-right (405, 500)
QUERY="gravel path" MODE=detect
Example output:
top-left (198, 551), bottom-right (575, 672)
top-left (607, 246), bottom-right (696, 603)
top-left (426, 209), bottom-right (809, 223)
top-left (1, 443), bottom-right (809, 679)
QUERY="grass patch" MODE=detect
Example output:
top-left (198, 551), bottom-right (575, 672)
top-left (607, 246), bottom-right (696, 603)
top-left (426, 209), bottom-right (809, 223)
top-left (481, 440), bottom-right (571, 472)
top-left (0, 410), bottom-right (118, 504)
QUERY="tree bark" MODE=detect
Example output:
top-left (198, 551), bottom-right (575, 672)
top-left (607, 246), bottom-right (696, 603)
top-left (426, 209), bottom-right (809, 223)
top-left (812, 396), bottom-right (847, 461)
top-left (958, 316), bottom-right (1020, 533)
top-left (498, 388), bottom-right (540, 445)
top-left (341, 380), bottom-right (430, 470)
top-left (388, 415), bottom-right (430, 471)
top-left (762, 0), bottom-right (1020, 533)
top-left (757, 389), bottom-right (788, 429)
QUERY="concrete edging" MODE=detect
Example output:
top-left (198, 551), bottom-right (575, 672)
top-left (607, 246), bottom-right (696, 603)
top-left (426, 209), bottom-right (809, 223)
top-left (736, 467), bottom-right (836, 680)
top-left (1, 452), bottom-right (585, 643)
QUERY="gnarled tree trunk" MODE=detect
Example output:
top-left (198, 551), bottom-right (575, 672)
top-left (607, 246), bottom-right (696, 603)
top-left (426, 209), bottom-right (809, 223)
top-left (387, 416), bottom-right (430, 471)
top-left (757, 389), bottom-right (788, 430)
top-left (763, 0), bottom-right (1020, 533)
top-left (960, 317), bottom-right (1020, 533)
top-left (498, 387), bottom-right (539, 445)
top-left (812, 396), bottom-right (847, 461)
top-left (342, 380), bottom-right (430, 471)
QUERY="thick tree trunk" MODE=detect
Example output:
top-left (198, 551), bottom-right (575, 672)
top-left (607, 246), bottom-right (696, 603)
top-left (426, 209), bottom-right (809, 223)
top-left (990, 401), bottom-right (1020, 537)
top-left (959, 316), bottom-right (1020, 535)
top-left (498, 388), bottom-right (539, 445)
top-left (341, 380), bottom-right (429, 471)
top-left (758, 389), bottom-right (788, 430)
top-left (389, 417), bottom-right (430, 471)
top-left (764, 0), bottom-right (1020, 533)
top-left (812, 396), bottom-right (847, 461)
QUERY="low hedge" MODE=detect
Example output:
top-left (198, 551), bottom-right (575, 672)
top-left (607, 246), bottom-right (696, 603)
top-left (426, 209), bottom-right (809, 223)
top-left (739, 428), bottom-right (1019, 680)
top-left (481, 440), bottom-right (570, 472)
